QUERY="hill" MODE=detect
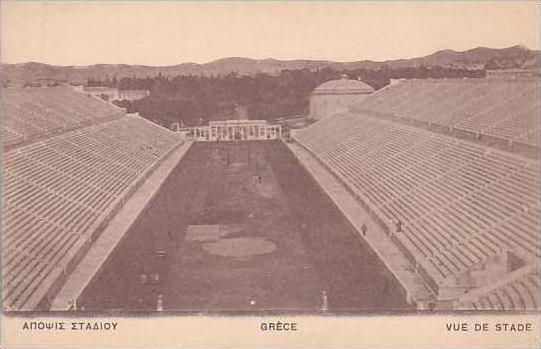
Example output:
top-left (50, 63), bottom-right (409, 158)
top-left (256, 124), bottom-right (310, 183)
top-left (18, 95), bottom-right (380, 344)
top-left (2, 45), bottom-right (538, 85)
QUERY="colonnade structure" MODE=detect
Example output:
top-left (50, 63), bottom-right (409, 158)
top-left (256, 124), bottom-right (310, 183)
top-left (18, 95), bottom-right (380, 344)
top-left (189, 120), bottom-right (282, 141)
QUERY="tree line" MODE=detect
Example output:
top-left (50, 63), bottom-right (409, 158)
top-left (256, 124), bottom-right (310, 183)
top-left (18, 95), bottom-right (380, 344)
top-left (87, 66), bottom-right (484, 127)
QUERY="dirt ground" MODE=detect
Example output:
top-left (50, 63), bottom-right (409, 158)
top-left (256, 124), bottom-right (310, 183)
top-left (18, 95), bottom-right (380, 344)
top-left (77, 141), bottom-right (409, 314)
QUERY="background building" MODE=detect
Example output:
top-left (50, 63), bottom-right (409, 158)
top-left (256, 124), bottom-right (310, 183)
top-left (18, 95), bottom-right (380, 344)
top-left (309, 74), bottom-right (374, 120)
top-left (485, 69), bottom-right (540, 79)
top-left (191, 120), bottom-right (281, 141)
top-left (118, 89), bottom-right (150, 101)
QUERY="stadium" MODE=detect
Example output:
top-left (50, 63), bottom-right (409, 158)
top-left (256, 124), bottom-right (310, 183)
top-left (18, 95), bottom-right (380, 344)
top-left (2, 71), bottom-right (540, 313)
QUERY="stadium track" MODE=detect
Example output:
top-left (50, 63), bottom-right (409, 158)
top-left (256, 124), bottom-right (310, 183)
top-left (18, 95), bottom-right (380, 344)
top-left (78, 141), bottom-right (409, 313)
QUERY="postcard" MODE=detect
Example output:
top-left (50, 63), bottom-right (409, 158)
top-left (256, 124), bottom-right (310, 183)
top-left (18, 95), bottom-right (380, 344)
top-left (1, 1), bottom-right (539, 347)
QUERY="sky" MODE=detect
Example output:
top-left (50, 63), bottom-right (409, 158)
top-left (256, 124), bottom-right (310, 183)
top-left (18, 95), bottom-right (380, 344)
top-left (1, 1), bottom-right (539, 66)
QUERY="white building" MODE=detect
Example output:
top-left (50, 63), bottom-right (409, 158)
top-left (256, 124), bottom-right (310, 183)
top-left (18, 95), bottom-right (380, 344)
top-left (310, 74), bottom-right (375, 120)
top-left (485, 69), bottom-right (540, 79)
top-left (118, 90), bottom-right (150, 101)
top-left (81, 87), bottom-right (150, 102)
top-left (190, 120), bottom-right (282, 141)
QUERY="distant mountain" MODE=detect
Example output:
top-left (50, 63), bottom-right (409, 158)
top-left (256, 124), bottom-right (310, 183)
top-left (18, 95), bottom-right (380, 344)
top-left (2, 45), bottom-right (538, 85)
top-left (401, 45), bottom-right (539, 70)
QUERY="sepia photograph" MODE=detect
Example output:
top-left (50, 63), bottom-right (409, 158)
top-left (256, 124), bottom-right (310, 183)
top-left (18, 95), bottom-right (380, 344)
top-left (1, 0), bottom-right (540, 347)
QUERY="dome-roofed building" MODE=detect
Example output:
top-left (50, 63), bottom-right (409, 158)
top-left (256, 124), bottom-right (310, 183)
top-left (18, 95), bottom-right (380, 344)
top-left (310, 74), bottom-right (375, 120)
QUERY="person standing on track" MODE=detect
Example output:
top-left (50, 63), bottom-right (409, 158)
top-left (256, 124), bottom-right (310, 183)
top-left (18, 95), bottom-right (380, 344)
top-left (361, 223), bottom-right (368, 236)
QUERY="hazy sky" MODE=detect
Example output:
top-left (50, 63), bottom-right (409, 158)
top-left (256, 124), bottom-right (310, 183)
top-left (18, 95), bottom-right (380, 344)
top-left (1, 1), bottom-right (539, 65)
